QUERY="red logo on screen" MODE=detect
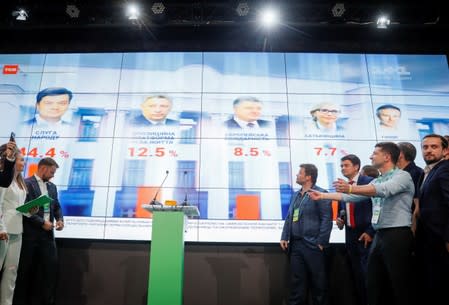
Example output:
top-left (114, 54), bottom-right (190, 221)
top-left (3, 65), bottom-right (19, 74)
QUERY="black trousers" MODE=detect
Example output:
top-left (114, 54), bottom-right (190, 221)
top-left (13, 238), bottom-right (58, 305)
top-left (345, 228), bottom-right (371, 305)
top-left (366, 227), bottom-right (413, 305)
top-left (288, 239), bottom-right (328, 305)
top-left (415, 221), bottom-right (449, 305)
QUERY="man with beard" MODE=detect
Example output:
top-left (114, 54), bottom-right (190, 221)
top-left (280, 164), bottom-right (332, 305)
top-left (415, 134), bottom-right (449, 305)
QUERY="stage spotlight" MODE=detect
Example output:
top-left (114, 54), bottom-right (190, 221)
top-left (151, 2), bottom-right (165, 14)
top-left (12, 9), bottom-right (28, 21)
top-left (259, 7), bottom-right (280, 28)
top-left (376, 15), bottom-right (390, 29)
top-left (331, 3), bottom-right (345, 17)
top-left (236, 2), bottom-right (250, 17)
top-left (127, 4), bottom-right (140, 20)
top-left (66, 4), bottom-right (80, 18)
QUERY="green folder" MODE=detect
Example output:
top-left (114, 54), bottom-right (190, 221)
top-left (16, 194), bottom-right (52, 213)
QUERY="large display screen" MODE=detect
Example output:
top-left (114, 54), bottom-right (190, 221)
top-left (1, 52), bottom-right (448, 242)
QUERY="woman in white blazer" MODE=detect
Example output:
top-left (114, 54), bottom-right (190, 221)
top-left (0, 146), bottom-right (33, 305)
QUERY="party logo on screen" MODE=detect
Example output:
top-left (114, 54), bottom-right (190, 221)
top-left (371, 65), bottom-right (412, 81)
top-left (2, 64), bottom-right (19, 74)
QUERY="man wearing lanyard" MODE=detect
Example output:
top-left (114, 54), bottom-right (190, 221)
top-left (309, 142), bottom-right (414, 305)
top-left (280, 164), bottom-right (333, 305)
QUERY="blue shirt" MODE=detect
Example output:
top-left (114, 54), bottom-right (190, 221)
top-left (341, 168), bottom-right (414, 230)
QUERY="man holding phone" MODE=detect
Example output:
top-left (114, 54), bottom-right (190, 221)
top-left (0, 133), bottom-right (18, 187)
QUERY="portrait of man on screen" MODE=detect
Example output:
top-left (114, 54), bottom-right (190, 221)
top-left (224, 96), bottom-right (273, 130)
top-left (130, 95), bottom-right (179, 127)
top-left (23, 87), bottom-right (75, 139)
top-left (375, 104), bottom-right (419, 140)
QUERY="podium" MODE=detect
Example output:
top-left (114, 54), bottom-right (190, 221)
top-left (143, 205), bottom-right (200, 305)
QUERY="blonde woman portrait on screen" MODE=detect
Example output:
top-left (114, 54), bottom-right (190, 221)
top-left (304, 102), bottom-right (345, 138)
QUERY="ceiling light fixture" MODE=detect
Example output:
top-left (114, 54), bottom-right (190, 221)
top-left (151, 2), bottom-right (165, 15)
top-left (236, 2), bottom-right (250, 17)
top-left (127, 4), bottom-right (140, 20)
top-left (66, 5), bottom-right (80, 18)
top-left (331, 3), bottom-right (345, 17)
top-left (376, 15), bottom-right (390, 29)
top-left (259, 7), bottom-right (280, 28)
top-left (12, 9), bottom-right (28, 21)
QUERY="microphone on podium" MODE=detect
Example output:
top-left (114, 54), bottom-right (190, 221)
top-left (150, 170), bottom-right (169, 205)
top-left (182, 171), bottom-right (188, 206)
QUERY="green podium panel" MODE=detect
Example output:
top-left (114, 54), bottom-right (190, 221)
top-left (148, 211), bottom-right (185, 305)
top-left (144, 205), bottom-right (199, 305)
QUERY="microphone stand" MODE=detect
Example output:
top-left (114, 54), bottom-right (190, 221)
top-left (181, 171), bottom-right (188, 206)
top-left (151, 170), bottom-right (169, 205)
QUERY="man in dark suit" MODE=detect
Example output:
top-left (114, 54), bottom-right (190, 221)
top-left (224, 96), bottom-right (272, 129)
top-left (280, 164), bottom-right (333, 305)
top-left (397, 142), bottom-right (424, 190)
top-left (0, 140), bottom-right (17, 187)
top-left (13, 157), bottom-right (64, 305)
top-left (397, 142), bottom-right (423, 234)
top-left (130, 95), bottom-right (179, 126)
top-left (23, 87), bottom-right (73, 127)
top-left (415, 134), bottom-right (449, 305)
top-left (337, 154), bottom-right (374, 305)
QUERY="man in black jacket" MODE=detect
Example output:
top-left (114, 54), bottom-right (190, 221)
top-left (415, 134), bottom-right (449, 305)
top-left (337, 154), bottom-right (374, 305)
top-left (13, 157), bottom-right (64, 305)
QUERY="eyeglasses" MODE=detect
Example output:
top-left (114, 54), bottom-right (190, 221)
top-left (318, 109), bottom-right (340, 114)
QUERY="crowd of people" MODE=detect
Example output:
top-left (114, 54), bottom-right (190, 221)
top-left (281, 135), bottom-right (449, 305)
top-left (1, 87), bottom-right (448, 305)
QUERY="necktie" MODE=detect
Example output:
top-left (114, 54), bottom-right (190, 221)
top-left (346, 180), bottom-right (356, 228)
top-left (420, 165), bottom-right (432, 189)
top-left (247, 122), bottom-right (255, 128)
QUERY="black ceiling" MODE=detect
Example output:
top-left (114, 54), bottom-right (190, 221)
top-left (1, 0), bottom-right (447, 54)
